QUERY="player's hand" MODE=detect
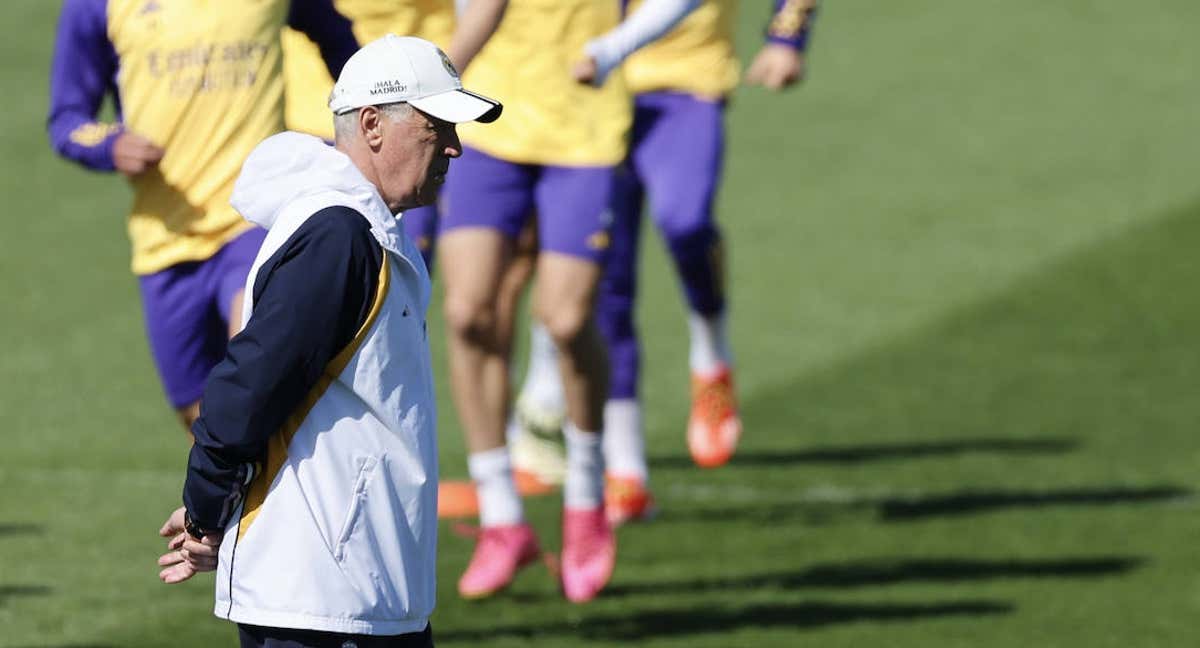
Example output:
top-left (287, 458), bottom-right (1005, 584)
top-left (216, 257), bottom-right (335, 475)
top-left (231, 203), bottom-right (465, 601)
top-left (745, 44), bottom-right (806, 91)
top-left (157, 506), bottom-right (222, 584)
top-left (571, 56), bottom-right (598, 86)
top-left (112, 131), bottom-right (164, 177)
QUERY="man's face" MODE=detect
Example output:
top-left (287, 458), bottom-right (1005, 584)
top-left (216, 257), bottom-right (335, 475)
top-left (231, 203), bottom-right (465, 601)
top-left (376, 106), bottom-right (461, 212)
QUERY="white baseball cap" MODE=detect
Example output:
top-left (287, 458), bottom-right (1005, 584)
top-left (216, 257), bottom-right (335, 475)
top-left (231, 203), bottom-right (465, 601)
top-left (329, 34), bottom-right (502, 123)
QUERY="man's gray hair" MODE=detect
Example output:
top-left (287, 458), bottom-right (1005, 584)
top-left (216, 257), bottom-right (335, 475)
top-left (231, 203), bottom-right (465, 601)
top-left (333, 102), bottom-right (415, 143)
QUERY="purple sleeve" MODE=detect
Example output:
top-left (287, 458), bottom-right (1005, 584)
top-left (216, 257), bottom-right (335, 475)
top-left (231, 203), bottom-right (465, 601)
top-left (47, 0), bottom-right (122, 172)
top-left (287, 0), bottom-right (359, 79)
top-left (766, 0), bottom-right (818, 51)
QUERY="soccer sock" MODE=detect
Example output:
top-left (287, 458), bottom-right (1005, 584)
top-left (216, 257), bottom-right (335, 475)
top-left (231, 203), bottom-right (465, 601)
top-left (687, 309), bottom-right (733, 376)
top-left (603, 399), bottom-right (647, 482)
top-left (468, 447), bottom-right (524, 528)
top-left (563, 422), bottom-right (604, 509)
top-left (519, 323), bottom-right (565, 412)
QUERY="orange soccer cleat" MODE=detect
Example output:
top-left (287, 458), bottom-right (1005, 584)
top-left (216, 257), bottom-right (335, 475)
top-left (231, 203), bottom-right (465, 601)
top-left (438, 480), bottom-right (480, 519)
top-left (604, 474), bottom-right (656, 526)
top-left (687, 366), bottom-right (742, 468)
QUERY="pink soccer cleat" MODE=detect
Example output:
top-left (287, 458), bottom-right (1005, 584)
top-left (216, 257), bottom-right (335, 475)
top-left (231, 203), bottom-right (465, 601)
top-left (687, 366), bottom-right (742, 468)
top-left (457, 523), bottom-right (541, 599)
top-left (560, 506), bottom-right (616, 603)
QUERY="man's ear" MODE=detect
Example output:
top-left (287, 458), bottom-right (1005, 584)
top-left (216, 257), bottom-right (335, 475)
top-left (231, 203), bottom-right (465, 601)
top-left (359, 106), bottom-right (384, 150)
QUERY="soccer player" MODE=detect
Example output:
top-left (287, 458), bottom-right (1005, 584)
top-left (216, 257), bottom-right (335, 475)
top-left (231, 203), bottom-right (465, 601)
top-left (510, 0), bottom-right (819, 522)
top-left (437, 0), bottom-right (701, 602)
top-left (46, 0), bottom-right (358, 431)
top-left (280, 0), bottom-right (508, 269)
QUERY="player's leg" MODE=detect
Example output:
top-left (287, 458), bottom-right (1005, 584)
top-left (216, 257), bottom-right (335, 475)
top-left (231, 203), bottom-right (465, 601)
top-left (439, 147), bottom-right (540, 597)
top-left (163, 226), bottom-right (266, 433)
top-left (534, 165), bottom-right (615, 603)
top-left (634, 92), bottom-right (738, 468)
top-left (597, 159), bottom-right (654, 524)
top-left (139, 262), bottom-right (229, 433)
top-left (506, 220), bottom-right (569, 489)
top-left (401, 203), bottom-right (439, 272)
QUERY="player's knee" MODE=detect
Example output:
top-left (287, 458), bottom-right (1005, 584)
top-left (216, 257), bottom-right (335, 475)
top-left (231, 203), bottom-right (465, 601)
top-left (661, 218), bottom-right (717, 251)
top-left (654, 194), bottom-right (714, 242)
top-left (535, 302), bottom-right (591, 350)
top-left (443, 296), bottom-right (497, 344)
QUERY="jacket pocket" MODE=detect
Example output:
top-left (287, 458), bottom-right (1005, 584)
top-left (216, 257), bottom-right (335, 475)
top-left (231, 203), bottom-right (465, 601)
top-left (333, 454), bottom-right (379, 562)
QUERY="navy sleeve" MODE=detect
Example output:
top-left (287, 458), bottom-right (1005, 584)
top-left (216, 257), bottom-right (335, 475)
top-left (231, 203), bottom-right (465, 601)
top-left (287, 0), bottom-right (359, 79)
top-left (47, 0), bottom-right (123, 171)
top-left (766, 0), bottom-right (818, 51)
top-left (183, 207), bottom-right (383, 531)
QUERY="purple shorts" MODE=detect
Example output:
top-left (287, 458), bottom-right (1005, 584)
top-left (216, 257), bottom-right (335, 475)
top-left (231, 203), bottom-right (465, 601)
top-left (440, 146), bottom-right (614, 263)
top-left (138, 228), bottom-right (266, 408)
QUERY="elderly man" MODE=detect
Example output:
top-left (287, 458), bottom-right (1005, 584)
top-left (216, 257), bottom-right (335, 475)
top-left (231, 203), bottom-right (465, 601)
top-left (156, 35), bottom-right (500, 648)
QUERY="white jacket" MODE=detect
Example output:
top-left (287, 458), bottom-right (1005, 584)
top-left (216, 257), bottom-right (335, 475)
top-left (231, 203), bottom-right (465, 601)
top-left (214, 132), bottom-right (437, 635)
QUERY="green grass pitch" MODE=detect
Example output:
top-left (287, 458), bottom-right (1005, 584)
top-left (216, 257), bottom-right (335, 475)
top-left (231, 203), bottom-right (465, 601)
top-left (3, 1), bottom-right (1200, 646)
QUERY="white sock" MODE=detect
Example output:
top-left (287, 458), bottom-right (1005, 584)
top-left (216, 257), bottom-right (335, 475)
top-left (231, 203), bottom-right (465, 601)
top-left (563, 422), bottom-right (604, 509)
top-left (603, 399), bottom-right (647, 482)
top-left (468, 447), bottom-right (524, 527)
top-left (687, 310), bottom-right (733, 376)
top-left (518, 323), bottom-right (565, 411)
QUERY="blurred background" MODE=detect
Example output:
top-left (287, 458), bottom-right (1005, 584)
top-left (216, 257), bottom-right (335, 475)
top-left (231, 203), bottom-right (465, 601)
top-left (3, 1), bottom-right (1199, 646)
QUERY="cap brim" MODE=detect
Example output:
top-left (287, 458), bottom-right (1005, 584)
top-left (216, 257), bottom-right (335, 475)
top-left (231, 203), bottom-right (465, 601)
top-left (409, 88), bottom-right (502, 124)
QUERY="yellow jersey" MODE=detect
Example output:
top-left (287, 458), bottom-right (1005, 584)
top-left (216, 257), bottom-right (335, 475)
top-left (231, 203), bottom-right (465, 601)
top-left (110, 0), bottom-right (286, 275)
top-left (457, 0), bottom-right (631, 167)
top-left (623, 0), bottom-right (739, 99)
top-left (283, 0), bottom-right (456, 140)
top-left (47, 0), bottom-right (355, 275)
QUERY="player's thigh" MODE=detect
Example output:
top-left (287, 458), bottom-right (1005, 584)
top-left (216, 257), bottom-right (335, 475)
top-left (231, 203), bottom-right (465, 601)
top-left (440, 146), bottom-right (533, 242)
top-left (534, 163), bottom-right (614, 268)
top-left (439, 146), bottom-right (535, 329)
top-left (138, 263), bottom-right (226, 410)
top-left (602, 165), bottom-right (647, 302)
top-left (630, 92), bottom-right (725, 238)
top-left (532, 164), bottom-right (613, 332)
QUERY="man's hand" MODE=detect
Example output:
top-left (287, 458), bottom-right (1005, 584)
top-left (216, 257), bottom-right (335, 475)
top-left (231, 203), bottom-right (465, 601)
top-left (745, 44), bottom-right (806, 91)
top-left (112, 131), bottom-right (164, 177)
top-left (571, 56), bottom-right (599, 86)
top-left (157, 506), bottom-right (222, 584)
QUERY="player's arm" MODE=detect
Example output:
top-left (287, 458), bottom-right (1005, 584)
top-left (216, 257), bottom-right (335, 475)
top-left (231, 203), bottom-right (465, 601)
top-left (746, 0), bottom-right (819, 91)
top-left (287, 0), bottom-right (359, 79)
top-left (446, 0), bottom-right (508, 73)
top-left (46, 0), bottom-right (123, 171)
top-left (180, 209), bottom-right (382, 535)
top-left (575, 0), bottom-right (702, 86)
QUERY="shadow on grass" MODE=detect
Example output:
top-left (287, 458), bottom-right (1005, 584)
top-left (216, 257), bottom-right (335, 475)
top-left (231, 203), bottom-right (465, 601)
top-left (0, 585), bottom-right (51, 606)
top-left (438, 599), bottom-right (1012, 642)
top-left (605, 556), bottom-right (1143, 597)
top-left (0, 523), bottom-right (44, 537)
top-left (651, 437), bottom-right (1079, 469)
top-left (663, 484), bottom-right (1190, 525)
top-left (880, 486), bottom-right (1191, 520)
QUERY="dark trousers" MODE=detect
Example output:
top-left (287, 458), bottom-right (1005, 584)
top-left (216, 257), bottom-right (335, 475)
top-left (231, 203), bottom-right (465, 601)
top-left (238, 623), bottom-right (433, 648)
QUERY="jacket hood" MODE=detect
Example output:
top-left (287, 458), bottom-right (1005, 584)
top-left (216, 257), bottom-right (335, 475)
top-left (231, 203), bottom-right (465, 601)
top-left (231, 132), bottom-right (405, 254)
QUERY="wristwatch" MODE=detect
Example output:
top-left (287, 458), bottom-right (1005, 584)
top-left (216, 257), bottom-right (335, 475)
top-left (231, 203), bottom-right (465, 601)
top-left (184, 511), bottom-right (207, 540)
